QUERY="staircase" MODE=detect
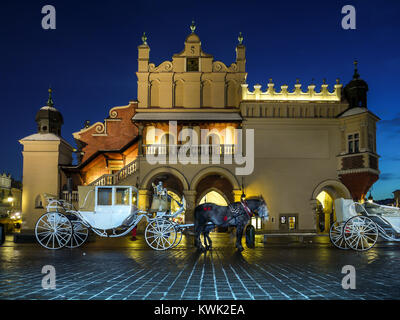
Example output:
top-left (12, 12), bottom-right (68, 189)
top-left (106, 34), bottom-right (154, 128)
top-left (89, 159), bottom-right (138, 186)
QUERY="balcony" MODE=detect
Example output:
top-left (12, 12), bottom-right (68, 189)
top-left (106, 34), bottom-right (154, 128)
top-left (336, 152), bottom-right (379, 174)
top-left (142, 144), bottom-right (236, 156)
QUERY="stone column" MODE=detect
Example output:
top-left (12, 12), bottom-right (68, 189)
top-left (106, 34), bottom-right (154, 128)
top-left (138, 189), bottom-right (150, 211)
top-left (183, 190), bottom-right (197, 224)
top-left (138, 124), bottom-right (144, 156)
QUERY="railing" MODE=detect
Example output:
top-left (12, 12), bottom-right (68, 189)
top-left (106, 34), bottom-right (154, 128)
top-left (89, 158), bottom-right (138, 186)
top-left (142, 144), bottom-right (236, 156)
top-left (62, 191), bottom-right (79, 202)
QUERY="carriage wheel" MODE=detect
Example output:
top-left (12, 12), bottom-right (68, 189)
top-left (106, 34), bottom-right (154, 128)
top-left (343, 216), bottom-right (379, 251)
top-left (145, 219), bottom-right (177, 251)
top-left (35, 212), bottom-right (73, 250)
top-left (65, 221), bottom-right (89, 249)
top-left (329, 222), bottom-right (350, 250)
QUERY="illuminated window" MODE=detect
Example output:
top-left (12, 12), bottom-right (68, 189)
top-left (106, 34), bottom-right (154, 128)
top-left (251, 216), bottom-right (263, 230)
top-left (115, 188), bottom-right (130, 205)
top-left (98, 188), bottom-right (112, 205)
top-left (348, 133), bottom-right (359, 153)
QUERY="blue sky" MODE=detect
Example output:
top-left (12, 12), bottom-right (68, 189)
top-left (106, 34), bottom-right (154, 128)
top-left (0, 0), bottom-right (399, 199)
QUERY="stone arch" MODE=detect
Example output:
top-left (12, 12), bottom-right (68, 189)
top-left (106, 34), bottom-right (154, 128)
top-left (196, 187), bottom-right (230, 206)
top-left (311, 179), bottom-right (351, 200)
top-left (141, 166), bottom-right (189, 191)
top-left (190, 166), bottom-right (240, 191)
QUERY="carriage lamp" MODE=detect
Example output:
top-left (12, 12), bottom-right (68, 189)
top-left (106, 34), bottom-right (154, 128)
top-left (367, 192), bottom-right (373, 203)
top-left (7, 190), bottom-right (13, 203)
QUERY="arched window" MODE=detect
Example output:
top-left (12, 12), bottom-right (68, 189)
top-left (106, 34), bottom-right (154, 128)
top-left (35, 195), bottom-right (43, 209)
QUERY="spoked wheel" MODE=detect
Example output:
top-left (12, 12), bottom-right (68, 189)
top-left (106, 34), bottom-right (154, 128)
top-left (145, 219), bottom-right (177, 251)
top-left (329, 222), bottom-right (350, 250)
top-left (65, 221), bottom-right (89, 248)
top-left (35, 212), bottom-right (73, 250)
top-left (343, 216), bottom-right (379, 251)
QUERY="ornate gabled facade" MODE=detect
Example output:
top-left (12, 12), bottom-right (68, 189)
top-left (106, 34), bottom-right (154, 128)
top-left (19, 24), bottom-right (380, 235)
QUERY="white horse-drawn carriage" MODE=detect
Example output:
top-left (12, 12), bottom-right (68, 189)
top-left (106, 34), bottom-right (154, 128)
top-left (35, 185), bottom-right (186, 251)
top-left (330, 198), bottom-right (400, 251)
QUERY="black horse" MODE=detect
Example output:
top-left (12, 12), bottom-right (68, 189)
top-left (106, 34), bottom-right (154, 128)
top-left (194, 197), bottom-right (269, 252)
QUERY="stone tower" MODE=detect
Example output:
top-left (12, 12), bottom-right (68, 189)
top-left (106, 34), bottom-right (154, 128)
top-left (19, 89), bottom-right (73, 233)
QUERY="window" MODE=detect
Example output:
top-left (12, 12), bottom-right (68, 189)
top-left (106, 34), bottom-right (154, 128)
top-left (98, 188), bottom-right (112, 205)
top-left (186, 58), bottom-right (199, 72)
top-left (348, 133), bottom-right (359, 153)
top-left (251, 216), bottom-right (263, 230)
top-left (35, 195), bottom-right (43, 208)
top-left (115, 188), bottom-right (130, 205)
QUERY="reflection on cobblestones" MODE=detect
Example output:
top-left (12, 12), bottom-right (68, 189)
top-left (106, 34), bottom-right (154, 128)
top-left (0, 234), bottom-right (400, 300)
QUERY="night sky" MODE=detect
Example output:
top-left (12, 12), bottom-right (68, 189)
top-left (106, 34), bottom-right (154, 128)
top-left (1, 0), bottom-right (399, 199)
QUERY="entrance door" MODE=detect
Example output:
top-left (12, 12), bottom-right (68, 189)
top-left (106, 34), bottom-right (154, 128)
top-left (279, 214), bottom-right (298, 232)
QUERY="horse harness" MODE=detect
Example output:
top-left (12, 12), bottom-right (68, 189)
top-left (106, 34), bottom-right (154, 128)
top-left (225, 200), bottom-right (253, 224)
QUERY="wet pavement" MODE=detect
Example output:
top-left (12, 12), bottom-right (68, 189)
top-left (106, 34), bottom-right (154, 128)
top-left (1, 233), bottom-right (400, 300)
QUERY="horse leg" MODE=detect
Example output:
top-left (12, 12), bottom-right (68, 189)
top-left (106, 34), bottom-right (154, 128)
top-left (203, 230), bottom-right (212, 250)
top-left (195, 225), bottom-right (206, 252)
top-left (235, 225), bottom-right (245, 252)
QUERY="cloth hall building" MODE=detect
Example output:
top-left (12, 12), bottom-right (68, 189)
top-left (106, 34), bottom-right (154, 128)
top-left (19, 25), bottom-right (380, 235)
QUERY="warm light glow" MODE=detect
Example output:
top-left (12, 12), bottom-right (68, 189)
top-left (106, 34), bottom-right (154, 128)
top-left (7, 197), bottom-right (13, 203)
top-left (199, 191), bottom-right (228, 206)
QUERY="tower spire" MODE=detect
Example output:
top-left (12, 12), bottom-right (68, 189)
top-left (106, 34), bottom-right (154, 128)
top-left (141, 32), bottom-right (147, 45)
top-left (190, 20), bottom-right (196, 33)
top-left (238, 32), bottom-right (243, 45)
top-left (353, 59), bottom-right (360, 79)
top-left (47, 87), bottom-right (54, 107)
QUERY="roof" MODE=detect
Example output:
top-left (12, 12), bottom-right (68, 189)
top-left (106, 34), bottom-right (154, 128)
top-left (20, 133), bottom-right (73, 148)
top-left (338, 107), bottom-right (368, 118)
top-left (132, 112), bottom-right (242, 121)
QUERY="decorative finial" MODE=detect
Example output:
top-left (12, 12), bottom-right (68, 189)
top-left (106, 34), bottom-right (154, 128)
top-left (47, 87), bottom-right (54, 107)
top-left (311, 78), bottom-right (315, 85)
top-left (238, 32), bottom-right (243, 45)
top-left (336, 78), bottom-right (340, 84)
top-left (323, 78), bottom-right (326, 84)
top-left (353, 59), bottom-right (360, 79)
top-left (269, 78), bottom-right (273, 83)
top-left (190, 20), bottom-right (196, 33)
top-left (296, 78), bottom-right (300, 84)
top-left (141, 32), bottom-right (147, 45)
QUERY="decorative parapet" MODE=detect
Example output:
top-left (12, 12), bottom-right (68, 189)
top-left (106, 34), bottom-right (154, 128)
top-left (241, 79), bottom-right (342, 102)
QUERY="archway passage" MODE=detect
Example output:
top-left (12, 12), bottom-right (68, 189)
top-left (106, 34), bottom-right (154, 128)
top-left (316, 191), bottom-right (334, 234)
top-left (312, 180), bottom-right (351, 234)
top-left (195, 174), bottom-right (234, 205)
top-left (195, 174), bottom-right (234, 233)
top-left (199, 190), bottom-right (228, 206)
top-left (145, 172), bottom-right (185, 221)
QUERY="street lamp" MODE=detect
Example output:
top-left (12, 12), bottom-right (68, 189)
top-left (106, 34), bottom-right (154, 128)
top-left (7, 190), bottom-right (13, 203)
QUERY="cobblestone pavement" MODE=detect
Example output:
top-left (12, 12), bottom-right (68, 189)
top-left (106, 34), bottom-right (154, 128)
top-left (1, 233), bottom-right (400, 300)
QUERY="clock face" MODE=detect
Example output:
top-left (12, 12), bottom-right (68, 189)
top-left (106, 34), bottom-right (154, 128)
top-left (187, 58), bottom-right (199, 72)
